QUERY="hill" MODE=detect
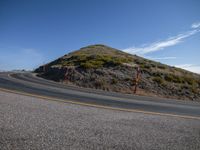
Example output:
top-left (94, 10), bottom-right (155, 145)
top-left (35, 44), bottom-right (200, 101)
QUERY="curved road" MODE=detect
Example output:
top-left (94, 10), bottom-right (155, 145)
top-left (0, 71), bottom-right (200, 119)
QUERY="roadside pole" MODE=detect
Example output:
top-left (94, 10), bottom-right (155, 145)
top-left (134, 66), bottom-right (141, 94)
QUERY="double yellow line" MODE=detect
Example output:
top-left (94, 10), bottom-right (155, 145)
top-left (0, 87), bottom-right (200, 120)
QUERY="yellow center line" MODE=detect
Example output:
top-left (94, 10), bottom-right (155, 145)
top-left (0, 87), bottom-right (200, 120)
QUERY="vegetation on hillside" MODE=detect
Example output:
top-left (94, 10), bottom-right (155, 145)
top-left (53, 45), bottom-right (134, 69)
top-left (35, 44), bottom-right (200, 101)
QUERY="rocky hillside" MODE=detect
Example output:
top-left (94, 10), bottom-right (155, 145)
top-left (35, 44), bottom-right (200, 101)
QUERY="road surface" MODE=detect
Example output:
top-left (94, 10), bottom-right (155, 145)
top-left (0, 72), bottom-right (200, 150)
top-left (1, 90), bottom-right (200, 150)
top-left (0, 72), bottom-right (200, 119)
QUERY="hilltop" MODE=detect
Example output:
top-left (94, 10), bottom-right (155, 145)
top-left (35, 44), bottom-right (200, 101)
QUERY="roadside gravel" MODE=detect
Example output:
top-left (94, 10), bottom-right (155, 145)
top-left (0, 91), bottom-right (200, 150)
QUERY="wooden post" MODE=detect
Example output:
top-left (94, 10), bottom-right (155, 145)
top-left (134, 66), bottom-right (141, 94)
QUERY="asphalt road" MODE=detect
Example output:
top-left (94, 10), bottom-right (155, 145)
top-left (0, 72), bottom-right (200, 150)
top-left (0, 72), bottom-right (200, 119)
top-left (1, 90), bottom-right (200, 150)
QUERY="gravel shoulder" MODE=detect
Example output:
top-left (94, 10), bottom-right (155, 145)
top-left (0, 90), bottom-right (200, 150)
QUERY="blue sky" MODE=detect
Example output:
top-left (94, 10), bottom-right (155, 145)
top-left (0, 0), bottom-right (200, 73)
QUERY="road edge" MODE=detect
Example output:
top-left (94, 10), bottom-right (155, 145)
top-left (0, 87), bottom-right (200, 120)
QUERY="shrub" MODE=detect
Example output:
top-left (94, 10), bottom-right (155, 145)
top-left (144, 64), bottom-right (151, 69)
top-left (164, 74), bottom-right (174, 82)
top-left (80, 60), bottom-right (104, 69)
top-left (164, 74), bottom-right (184, 83)
top-left (181, 85), bottom-right (189, 89)
top-left (153, 77), bottom-right (164, 84)
top-left (62, 52), bottom-right (133, 69)
top-left (150, 63), bottom-right (156, 67)
top-left (135, 59), bottom-right (145, 65)
top-left (157, 65), bottom-right (166, 69)
top-left (111, 78), bottom-right (118, 84)
top-left (174, 76), bottom-right (184, 83)
top-left (152, 72), bottom-right (163, 77)
top-left (124, 77), bottom-right (132, 81)
top-left (94, 80), bottom-right (106, 88)
top-left (183, 77), bottom-right (196, 85)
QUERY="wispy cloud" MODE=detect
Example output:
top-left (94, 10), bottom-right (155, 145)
top-left (175, 64), bottom-right (194, 68)
top-left (191, 22), bottom-right (200, 29)
top-left (175, 64), bottom-right (200, 74)
top-left (146, 56), bottom-right (177, 60)
top-left (123, 22), bottom-right (200, 55)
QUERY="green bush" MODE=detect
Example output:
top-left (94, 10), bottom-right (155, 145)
top-left (183, 77), bottom-right (196, 85)
top-left (150, 63), bottom-right (156, 67)
top-left (124, 77), bottom-right (132, 81)
top-left (164, 74), bottom-right (174, 82)
top-left (153, 77), bottom-right (164, 84)
top-left (164, 74), bottom-right (184, 83)
top-left (174, 76), bottom-right (184, 83)
top-left (80, 60), bottom-right (104, 69)
top-left (144, 64), bottom-right (151, 69)
top-left (94, 80), bottom-right (106, 88)
top-left (61, 51), bottom-right (134, 69)
top-left (135, 59), bottom-right (145, 65)
top-left (111, 78), bottom-right (118, 84)
top-left (157, 65), bottom-right (166, 69)
top-left (152, 72), bottom-right (163, 77)
top-left (181, 85), bottom-right (189, 89)
top-left (77, 54), bottom-right (132, 69)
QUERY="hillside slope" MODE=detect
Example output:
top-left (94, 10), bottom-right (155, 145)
top-left (35, 44), bottom-right (200, 101)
